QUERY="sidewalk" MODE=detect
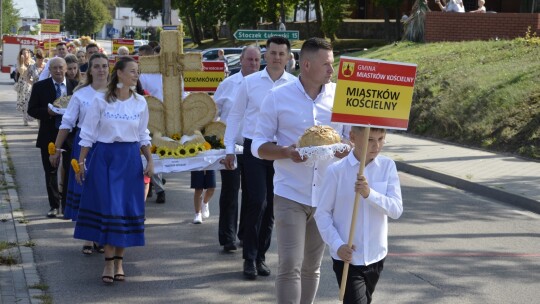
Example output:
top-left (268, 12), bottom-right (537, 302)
top-left (383, 132), bottom-right (540, 214)
top-left (0, 71), bottom-right (538, 303)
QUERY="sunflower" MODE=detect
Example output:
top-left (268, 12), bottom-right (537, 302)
top-left (171, 133), bottom-right (181, 141)
top-left (203, 141), bottom-right (212, 151)
top-left (197, 143), bottom-right (205, 152)
top-left (172, 148), bottom-right (181, 158)
top-left (185, 144), bottom-right (199, 157)
top-left (150, 144), bottom-right (157, 154)
top-left (219, 138), bottom-right (225, 148)
top-left (178, 146), bottom-right (188, 158)
top-left (156, 147), bottom-right (168, 158)
top-left (166, 148), bottom-right (175, 158)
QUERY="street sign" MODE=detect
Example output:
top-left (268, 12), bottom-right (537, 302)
top-left (233, 30), bottom-right (299, 41)
top-left (332, 57), bottom-right (417, 130)
top-left (41, 19), bottom-right (61, 34)
top-left (162, 25), bottom-right (179, 31)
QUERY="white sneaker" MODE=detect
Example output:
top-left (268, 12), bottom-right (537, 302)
top-left (193, 213), bottom-right (203, 224)
top-left (202, 203), bottom-right (210, 218)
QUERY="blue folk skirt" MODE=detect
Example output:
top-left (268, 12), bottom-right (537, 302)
top-left (63, 129), bottom-right (94, 221)
top-left (74, 141), bottom-right (145, 247)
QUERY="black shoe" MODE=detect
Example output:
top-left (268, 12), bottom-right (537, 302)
top-left (47, 208), bottom-right (58, 218)
top-left (156, 192), bottom-right (166, 204)
top-left (162, 178), bottom-right (166, 185)
top-left (223, 243), bottom-right (237, 252)
top-left (243, 260), bottom-right (257, 280)
top-left (256, 261), bottom-right (271, 276)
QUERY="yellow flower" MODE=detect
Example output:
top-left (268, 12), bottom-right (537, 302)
top-left (178, 146), bottom-right (187, 158)
top-left (48, 142), bottom-right (56, 155)
top-left (197, 143), bottom-right (204, 152)
top-left (185, 144), bottom-right (198, 157)
top-left (171, 133), bottom-right (181, 141)
top-left (203, 141), bottom-right (212, 151)
top-left (150, 144), bottom-right (157, 154)
top-left (219, 138), bottom-right (224, 147)
top-left (70, 159), bottom-right (80, 174)
top-left (166, 148), bottom-right (175, 158)
top-left (156, 147), bottom-right (168, 158)
top-left (172, 148), bottom-right (181, 158)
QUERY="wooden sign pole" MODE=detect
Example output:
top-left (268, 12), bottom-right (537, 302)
top-left (339, 126), bottom-right (370, 301)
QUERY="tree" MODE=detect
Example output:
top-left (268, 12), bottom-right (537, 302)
top-left (321, 0), bottom-right (349, 41)
top-left (64, 0), bottom-right (111, 36)
top-left (1, 0), bottom-right (20, 35)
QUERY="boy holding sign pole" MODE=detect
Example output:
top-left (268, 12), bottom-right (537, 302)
top-left (314, 126), bottom-right (403, 303)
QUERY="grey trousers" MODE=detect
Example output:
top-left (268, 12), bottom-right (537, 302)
top-left (274, 195), bottom-right (326, 304)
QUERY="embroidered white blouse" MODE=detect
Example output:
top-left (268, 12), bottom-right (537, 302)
top-left (79, 93), bottom-right (151, 148)
top-left (59, 85), bottom-right (103, 131)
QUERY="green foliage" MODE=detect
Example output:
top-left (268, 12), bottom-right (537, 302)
top-left (1, 0), bottom-right (20, 34)
top-left (514, 27), bottom-right (540, 46)
top-left (64, 0), bottom-right (111, 36)
top-left (321, 0), bottom-right (348, 40)
top-left (349, 40), bottom-right (539, 159)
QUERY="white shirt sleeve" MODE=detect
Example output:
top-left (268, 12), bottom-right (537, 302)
top-left (250, 91), bottom-right (278, 159)
top-left (79, 96), bottom-right (104, 148)
top-left (224, 79), bottom-right (249, 154)
top-left (213, 80), bottom-right (226, 118)
top-left (365, 162), bottom-right (403, 219)
top-left (138, 98), bottom-right (151, 147)
top-left (38, 60), bottom-right (50, 81)
top-left (314, 165), bottom-right (347, 254)
top-left (59, 93), bottom-right (81, 131)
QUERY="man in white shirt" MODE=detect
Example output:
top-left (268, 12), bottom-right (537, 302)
top-left (38, 42), bottom-right (69, 81)
top-left (315, 127), bottom-right (403, 303)
top-left (251, 37), bottom-right (349, 303)
top-left (223, 36), bottom-right (296, 280)
top-left (214, 46), bottom-right (261, 252)
top-left (138, 44), bottom-right (166, 203)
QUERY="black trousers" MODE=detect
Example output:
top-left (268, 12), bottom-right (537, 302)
top-left (218, 154), bottom-right (247, 246)
top-left (332, 258), bottom-right (385, 304)
top-left (39, 147), bottom-right (70, 211)
top-left (242, 138), bottom-right (274, 262)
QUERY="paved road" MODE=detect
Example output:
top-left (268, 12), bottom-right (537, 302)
top-left (1, 72), bottom-right (539, 303)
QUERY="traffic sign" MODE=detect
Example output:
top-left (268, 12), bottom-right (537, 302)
top-left (233, 30), bottom-right (299, 41)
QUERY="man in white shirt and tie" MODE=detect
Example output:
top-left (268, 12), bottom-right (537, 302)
top-left (28, 58), bottom-right (79, 218)
top-left (223, 36), bottom-right (296, 280)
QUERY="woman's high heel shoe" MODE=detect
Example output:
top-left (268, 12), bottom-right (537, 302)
top-left (93, 242), bottom-right (105, 254)
top-left (102, 257), bottom-right (115, 284)
top-left (113, 256), bottom-right (125, 282)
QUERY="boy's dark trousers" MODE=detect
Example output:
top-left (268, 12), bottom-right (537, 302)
top-left (332, 258), bottom-right (385, 304)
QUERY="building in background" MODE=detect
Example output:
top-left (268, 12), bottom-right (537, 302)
top-left (12, 0), bottom-right (40, 34)
top-left (99, 7), bottom-right (180, 39)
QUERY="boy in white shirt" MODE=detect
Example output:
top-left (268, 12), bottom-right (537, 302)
top-left (315, 127), bottom-right (403, 304)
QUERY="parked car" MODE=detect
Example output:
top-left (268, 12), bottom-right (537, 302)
top-left (201, 47), bottom-right (243, 61)
top-left (133, 39), bottom-right (149, 54)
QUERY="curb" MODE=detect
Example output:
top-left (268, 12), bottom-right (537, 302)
top-left (396, 161), bottom-right (540, 215)
top-left (0, 128), bottom-right (43, 304)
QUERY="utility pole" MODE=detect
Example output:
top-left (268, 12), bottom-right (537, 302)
top-left (163, 0), bottom-right (171, 25)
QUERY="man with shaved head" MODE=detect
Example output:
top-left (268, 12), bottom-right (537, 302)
top-left (214, 46), bottom-right (261, 252)
top-left (28, 57), bottom-right (79, 218)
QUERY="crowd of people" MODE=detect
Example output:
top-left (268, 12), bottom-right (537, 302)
top-left (16, 35), bottom-right (404, 303)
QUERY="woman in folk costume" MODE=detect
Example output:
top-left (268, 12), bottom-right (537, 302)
top-left (74, 56), bottom-right (154, 284)
top-left (49, 53), bottom-right (109, 254)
